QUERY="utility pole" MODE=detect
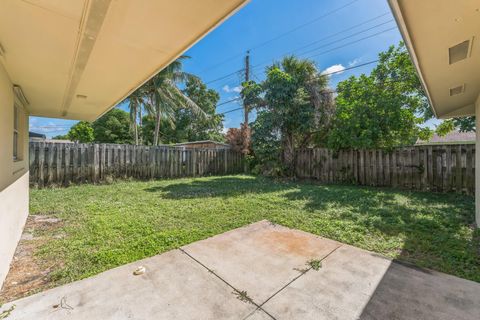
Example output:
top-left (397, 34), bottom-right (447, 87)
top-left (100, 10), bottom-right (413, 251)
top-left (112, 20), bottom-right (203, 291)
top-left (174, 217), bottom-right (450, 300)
top-left (243, 50), bottom-right (250, 126)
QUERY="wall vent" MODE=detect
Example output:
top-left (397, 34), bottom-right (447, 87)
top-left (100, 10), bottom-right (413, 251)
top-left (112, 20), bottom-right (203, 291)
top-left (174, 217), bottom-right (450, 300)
top-left (449, 84), bottom-right (465, 96)
top-left (449, 39), bottom-right (473, 64)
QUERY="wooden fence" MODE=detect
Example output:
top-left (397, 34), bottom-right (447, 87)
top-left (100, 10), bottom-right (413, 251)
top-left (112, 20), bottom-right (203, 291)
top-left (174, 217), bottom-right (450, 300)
top-left (29, 142), bottom-right (244, 187)
top-left (296, 145), bottom-right (475, 194)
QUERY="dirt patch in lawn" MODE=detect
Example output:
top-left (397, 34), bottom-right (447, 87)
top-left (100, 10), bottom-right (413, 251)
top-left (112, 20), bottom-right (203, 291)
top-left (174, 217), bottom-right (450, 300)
top-left (0, 215), bottom-right (64, 303)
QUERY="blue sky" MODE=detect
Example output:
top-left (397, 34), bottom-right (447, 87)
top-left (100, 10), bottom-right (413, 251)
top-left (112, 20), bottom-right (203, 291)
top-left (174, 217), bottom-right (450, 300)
top-left (30, 0), bottom-right (440, 138)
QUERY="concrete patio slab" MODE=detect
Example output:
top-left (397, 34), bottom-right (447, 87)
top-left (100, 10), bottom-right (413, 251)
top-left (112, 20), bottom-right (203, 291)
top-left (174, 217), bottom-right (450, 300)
top-left (259, 245), bottom-right (392, 319)
top-left (2, 220), bottom-right (480, 320)
top-left (258, 243), bottom-right (480, 320)
top-left (1, 250), bottom-right (258, 320)
top-left (245, 309), bottom-right (273, 319)
top-left (359, 260), bottom-right (480, 320)
top-left (181, 220), bottom-right (340, 303)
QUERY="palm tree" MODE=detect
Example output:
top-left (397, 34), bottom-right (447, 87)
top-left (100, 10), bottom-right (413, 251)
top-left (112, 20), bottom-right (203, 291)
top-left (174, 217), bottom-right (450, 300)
top-left (143, 56), bottom-right (205, 145)
top-left (265, 56), bottom-right (334, 174)
top-left (279, 55), bottom-right (335, 142)
top-left (124, 87), bottom-right (146, 145)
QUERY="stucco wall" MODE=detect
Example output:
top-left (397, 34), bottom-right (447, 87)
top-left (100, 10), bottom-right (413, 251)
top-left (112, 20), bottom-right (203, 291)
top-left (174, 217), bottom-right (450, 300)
top-left (476, 95), bottom-right (480, 227)
top-left (0, 62), bottom-right (30, 288)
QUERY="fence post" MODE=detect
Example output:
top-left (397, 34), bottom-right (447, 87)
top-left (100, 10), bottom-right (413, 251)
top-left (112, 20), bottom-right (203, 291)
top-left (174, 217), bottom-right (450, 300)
top-left (92, 144), bottom-right (99, 183)
top-left (224, 149), bottom-right (228, 174)
top-left (38, 141), bottom-right (45, 187)
top-left (31, 143), bottom-right (474, 194)
top-left (192, 150), bottom-right (197, 177)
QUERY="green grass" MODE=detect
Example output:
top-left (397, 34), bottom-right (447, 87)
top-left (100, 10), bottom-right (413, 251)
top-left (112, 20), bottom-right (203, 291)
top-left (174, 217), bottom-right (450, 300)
top-left (30, 175), bottom-right (480, 286)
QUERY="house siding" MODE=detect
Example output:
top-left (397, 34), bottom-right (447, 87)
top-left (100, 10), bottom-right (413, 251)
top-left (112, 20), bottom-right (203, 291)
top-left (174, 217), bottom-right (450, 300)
top-left (0, 62), bottom-right (30, 288)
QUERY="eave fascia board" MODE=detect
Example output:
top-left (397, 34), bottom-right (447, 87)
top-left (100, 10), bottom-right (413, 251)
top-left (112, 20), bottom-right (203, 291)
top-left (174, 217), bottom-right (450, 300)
top-left (439, 103), bottom-right (475, 119)
top-left (387, 0), bottom-right (439, 118)
top-left (91, 0), bottom-right (251, 122)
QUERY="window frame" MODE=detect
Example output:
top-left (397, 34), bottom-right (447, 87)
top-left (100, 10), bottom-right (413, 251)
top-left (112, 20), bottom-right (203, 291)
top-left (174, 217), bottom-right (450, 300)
top-left (13, 103), bottom-right (20, 161)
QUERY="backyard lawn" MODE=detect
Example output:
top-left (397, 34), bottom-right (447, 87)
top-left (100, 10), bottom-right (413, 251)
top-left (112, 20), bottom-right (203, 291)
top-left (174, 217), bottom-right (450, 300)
top-left (2, 175), bottom-right (479, 301)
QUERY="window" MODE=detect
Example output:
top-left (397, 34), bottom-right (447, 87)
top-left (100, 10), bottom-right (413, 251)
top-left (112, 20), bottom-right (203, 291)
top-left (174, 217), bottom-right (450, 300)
top-left (13, 104), bottom-right (19, 161)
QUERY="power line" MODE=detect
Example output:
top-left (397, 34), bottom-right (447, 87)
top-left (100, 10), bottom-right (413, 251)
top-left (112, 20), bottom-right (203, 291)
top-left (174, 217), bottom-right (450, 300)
top-left (322, 59), bottom-right (379, 76)
top-left (217, 97), bottom-right (242, 107)
top-left (251, 15), bottom-right (393, 69)
top-left (208, 15), bottom-right (397, 87)
top-left (305, 27), bottom-right (397, 60)
top-left (283, 12), bottom-right (391, 55)
top-left (219, 78), bottom-right (418, 117)
top-left (250, 0), bottom-right (361, 51)
top-left (205, 68), bottom-right (244, 85)
top-left (215, 59), bottom-right (381, 115)
top-left (219, 107), bottom-right (244, 115)
top-left (296, 20), bottom-right (394, 57)
top-left (199, 0), bottom-right (362, 77)
top-left (251, 26), bottom-right (397, 73)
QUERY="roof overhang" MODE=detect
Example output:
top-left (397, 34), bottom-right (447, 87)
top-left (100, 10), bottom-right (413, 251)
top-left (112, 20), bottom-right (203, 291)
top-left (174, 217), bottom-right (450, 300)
top-left (0, 0), bottom-right (249, 121)
top-left (388, 0), bottom-right (480, 119)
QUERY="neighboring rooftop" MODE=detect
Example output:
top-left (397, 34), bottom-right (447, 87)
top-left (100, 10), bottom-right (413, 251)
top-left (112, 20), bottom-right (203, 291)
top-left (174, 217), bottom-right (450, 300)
top-left (416, 131), bottom-right (475, 145)
top-left (28, 131), bottom-right (46, 139)
top-left (173, 140), bottom-right (230, 149)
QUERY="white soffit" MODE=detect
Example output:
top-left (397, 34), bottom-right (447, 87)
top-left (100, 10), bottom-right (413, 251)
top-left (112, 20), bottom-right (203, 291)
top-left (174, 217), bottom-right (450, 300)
top-left (0, 0), bottom-right (249, 121)
top-left (389, 0), bottom-right (480, 119)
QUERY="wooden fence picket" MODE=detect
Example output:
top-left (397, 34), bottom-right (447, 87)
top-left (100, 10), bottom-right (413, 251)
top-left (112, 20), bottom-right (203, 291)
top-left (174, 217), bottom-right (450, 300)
top-left (30, 142), bottom-right (244, 187)
top-left (291, 145), bottom-right (475, 195)
top-left (30, 142), bottom-right (474, 194)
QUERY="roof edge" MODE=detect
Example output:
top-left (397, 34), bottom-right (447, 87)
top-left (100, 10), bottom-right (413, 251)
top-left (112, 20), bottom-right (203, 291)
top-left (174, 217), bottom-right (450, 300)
top-left (387, 0), bottom-right (438, 118)
top-left (91, 0), bottom-right (251, 122)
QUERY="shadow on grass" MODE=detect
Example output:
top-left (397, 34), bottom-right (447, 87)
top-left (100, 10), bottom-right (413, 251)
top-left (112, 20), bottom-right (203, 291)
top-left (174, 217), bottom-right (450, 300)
top-left (287, 184), bottom-right (479, 278)
top-left (145, 175), bottom-right (479, 281)
top-left (143, 176), bottom-right (289, 199)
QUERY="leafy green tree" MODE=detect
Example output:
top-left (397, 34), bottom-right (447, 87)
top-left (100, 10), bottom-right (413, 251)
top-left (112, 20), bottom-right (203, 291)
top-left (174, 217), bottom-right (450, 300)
top-left (454, 117), bottom-right (475, 132)
top-left (141, 78), bottom-right (223, 144)
top-left (328, 42), bottom-right (432, 150)
top-left (436, 117), bottom-right (476, 136)
top-left (141, 115), bottom-right (170, 145)
top-left (165, 77), bottom-right (223, 142)
top-left (123, 88), bottom-right (147, 145)
top-left (250, 111), bottom-right (282, 175)
top-left (250, 56), bottom-right (333, 175)
top-left (238, 80), bottom-right (264, 154)
top-left (52, 134), bottom-right (69, 140)
top-left (142, 56), bottom-right (205, 145)
top-left (92, 108), bottom-right (132, 144)
top-left (67, 121), bottom-right (94, 143)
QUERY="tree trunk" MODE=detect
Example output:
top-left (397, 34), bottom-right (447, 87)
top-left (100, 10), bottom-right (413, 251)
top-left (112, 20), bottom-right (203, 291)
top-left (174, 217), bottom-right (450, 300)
top-left (282, 131), bottom-right (295, 176)
top-left (134, 122), bottom-right (138, 145)
top-left (138, 107), bottom-right (143, 145)
top-left (153, 106), bottom-right (161, 146)
top-left (242, 105), bottom-right (251, 155)
top-left (244, 106), bottom-right (249, 127)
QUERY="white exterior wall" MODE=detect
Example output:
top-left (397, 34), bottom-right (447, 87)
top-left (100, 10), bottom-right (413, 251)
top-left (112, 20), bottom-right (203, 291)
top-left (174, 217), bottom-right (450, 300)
top-left (0, 62), bottom-right (30, 288)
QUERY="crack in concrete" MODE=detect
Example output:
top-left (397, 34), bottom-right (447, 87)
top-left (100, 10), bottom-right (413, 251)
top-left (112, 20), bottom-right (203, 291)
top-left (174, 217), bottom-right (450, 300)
top-left (178, 248), bottom-right (277, 320)
top-left (180, 243), bottom-right (342, 320)
top-left (253, 244), bottom-right (343, 315)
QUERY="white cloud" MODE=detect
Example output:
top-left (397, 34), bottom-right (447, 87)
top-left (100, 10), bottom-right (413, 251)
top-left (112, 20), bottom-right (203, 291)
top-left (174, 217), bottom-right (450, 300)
top-left (322, 64), bottom-right (345, 76)
top-left (222, 85), bottom-right (242, 93)
top-left (348, 58), bottom-right (362, 67)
